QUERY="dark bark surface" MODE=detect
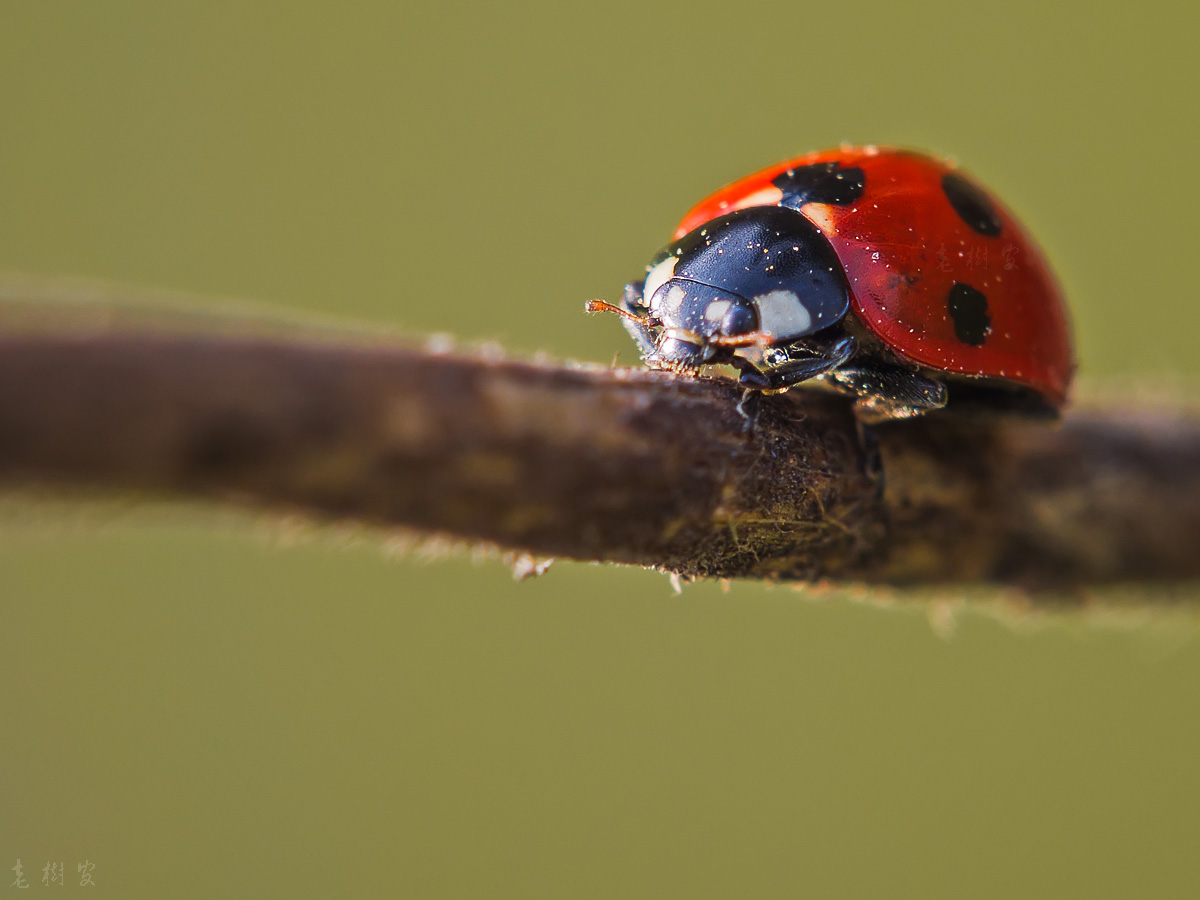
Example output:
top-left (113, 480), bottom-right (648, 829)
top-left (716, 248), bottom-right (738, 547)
top-left (0, 325), bottom-right (1197, 589)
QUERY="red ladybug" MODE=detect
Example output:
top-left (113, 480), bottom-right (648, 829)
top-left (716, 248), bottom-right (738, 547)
top-left (589, 146), bottom-right (1073, 420)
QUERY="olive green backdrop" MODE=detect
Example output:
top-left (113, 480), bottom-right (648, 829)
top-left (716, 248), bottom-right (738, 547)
top-left (2, 3), bottom-right (1199, 897)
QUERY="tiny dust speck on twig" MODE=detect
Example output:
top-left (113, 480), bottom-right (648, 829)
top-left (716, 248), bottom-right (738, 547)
top-left (0, 273), bottom-right (1198, 600)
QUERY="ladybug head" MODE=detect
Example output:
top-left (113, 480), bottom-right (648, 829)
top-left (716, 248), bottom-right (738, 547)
top-left (637, 278), bottom-right (754, 371)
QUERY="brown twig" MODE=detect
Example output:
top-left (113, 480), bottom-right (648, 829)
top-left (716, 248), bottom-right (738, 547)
top-left (0, 285), bottom-right (1198, 591)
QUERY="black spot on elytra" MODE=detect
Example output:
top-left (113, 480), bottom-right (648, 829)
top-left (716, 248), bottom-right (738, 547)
top-left (947, 282), bottom-right (992, 345)
top-left (942, 172), bottom-right (1002, 237)
top-left (772, 162), bottom-right (865, 208)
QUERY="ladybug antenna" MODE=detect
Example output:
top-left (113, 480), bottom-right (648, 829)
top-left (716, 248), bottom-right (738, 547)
top-left (585, 299), bottom-right (659, 328)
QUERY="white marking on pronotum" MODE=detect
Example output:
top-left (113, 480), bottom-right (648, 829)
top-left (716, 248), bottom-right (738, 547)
top-left (642, 255), bottom-right (678, 310)
top-left (704, 299), bottom-right (731, 322)
top-left (753, 290), bottom-right (812, 340)
top-left (651, 283), bottom-right (688, 318)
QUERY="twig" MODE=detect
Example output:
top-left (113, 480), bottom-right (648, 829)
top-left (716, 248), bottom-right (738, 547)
top-left (0, 284), bottom-right (1198, 590)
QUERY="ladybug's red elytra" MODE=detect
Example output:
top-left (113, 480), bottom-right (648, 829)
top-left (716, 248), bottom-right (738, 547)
top-left (588, 146), bottom-right (1074, 421)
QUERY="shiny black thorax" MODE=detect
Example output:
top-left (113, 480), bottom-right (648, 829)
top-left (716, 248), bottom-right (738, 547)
top-left (622, 206), bottom-right (854, 375)
top-left (650, 205), bottom-right (851, 334)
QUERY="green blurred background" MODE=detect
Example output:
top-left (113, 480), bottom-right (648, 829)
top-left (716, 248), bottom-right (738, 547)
top-left (2, 2), bottom-right (1199, 897)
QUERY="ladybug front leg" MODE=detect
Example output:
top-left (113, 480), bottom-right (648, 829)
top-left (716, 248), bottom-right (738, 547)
top-left (824, 360), bottom-right (948, 423)
top-left (734, 335), bottom-right (856, 392)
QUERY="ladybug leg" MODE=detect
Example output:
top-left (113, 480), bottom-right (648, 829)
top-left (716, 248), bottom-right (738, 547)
top-left (733, 335), bottom-right (856, 391)
top-left (708, 334), bottom-right (772, 348)
top-left (735, 388), bottom-right (760, 427)
top-left (855, 419), bottom-right (886, 498)
top-left (823, 361), bottom-right (948, 423)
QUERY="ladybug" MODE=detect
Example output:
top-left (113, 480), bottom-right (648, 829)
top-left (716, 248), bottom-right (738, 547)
top-left (588, 146), bottom-right (1073, 420)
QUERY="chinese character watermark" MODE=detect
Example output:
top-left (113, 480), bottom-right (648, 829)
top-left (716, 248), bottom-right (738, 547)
top-left (41, 862), bottom-right (63, 887)
top-left (8, 860), bottom-right (93, 888)
top-left (75, 862), bottom-right (95, 888)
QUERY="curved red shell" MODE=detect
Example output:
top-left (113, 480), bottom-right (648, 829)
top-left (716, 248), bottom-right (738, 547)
top-left (674, 147), bottom-right (1074, 406)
